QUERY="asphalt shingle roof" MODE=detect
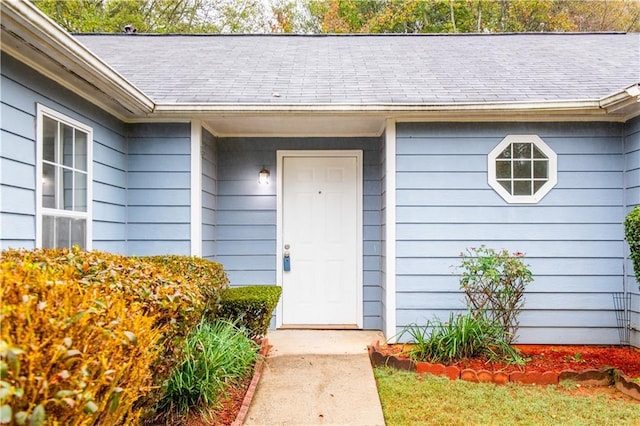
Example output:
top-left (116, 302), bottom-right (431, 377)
top-left (74, 33), bottom-right (639, 105)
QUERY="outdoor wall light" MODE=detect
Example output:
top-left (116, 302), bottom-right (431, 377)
top-left (258, 168), bottom-right (270, 185)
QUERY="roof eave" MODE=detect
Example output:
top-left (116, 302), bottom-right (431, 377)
top-left (148, 97), bottom-right (638, 137)
top-left (150, 97), bottom-right (635, 119)
top-left (599, 84), bottom-right (640, 120)
top-left (0, 0), bottom-right (154, 119)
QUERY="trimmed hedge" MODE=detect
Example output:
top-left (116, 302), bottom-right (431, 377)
top-left (0, 248), bottom-right (226, 424)
top-left (216, 286), bottom-right (282, 339)
top-left (625, 206), bottom-right (640, 285)
top-left (143, 255), bottom-right (229, 318)
top-left (0, 248), bottom-right (180, 425)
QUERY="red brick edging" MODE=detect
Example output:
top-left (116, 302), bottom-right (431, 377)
top-left (367, 342), bottom-right (640, 401)
top-left (232, 339), bottom-right (271, 426)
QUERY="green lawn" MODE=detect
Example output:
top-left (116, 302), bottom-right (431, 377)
top-left (374, 367), bottom-right (640, 426)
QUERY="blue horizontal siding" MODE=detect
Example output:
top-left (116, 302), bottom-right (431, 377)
top-left (126, 123), bottom-right (191, 256)
top-left (202, 128), bottom-right (217, 260)
top-left (93, 202), bottom-right (126, 223)
top-left (396, 188), bottom-right (623, 206)
top-left (128, 240), bottom-right (191, 257)
top-left (395, 121), bottom-right (626, 344)
top-left (397, 206), bottom-right (623, 223)
top-left (397, 171), bottom-right (622, 189)
top-left (397, 274), bottom-right (623, 293)
top-left (128, 172), bottom-right (190, 189)
top-left (1, 53), bottom-right (128, 253)
top-left (625, 116), bottom-right (640, 347)
top-left (396, 223), bottom-right (623, 240)
top-left (2, 158), bottom-right (35, 189)
top-left (0, 131), bottom-right (34, 164)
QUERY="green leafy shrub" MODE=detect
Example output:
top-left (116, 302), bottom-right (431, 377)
top-left (1, 248), bottom-right (164, 425)
top-left (216, 286), bottom-right (282, 338)
top-left (402, 311), bottom-right (525, 365)
top-left (458, 246), bottom-right (532, 343)
top-left (143, 255), bottom-right (229, 318)
top-left (158, 320), bottom-right (258, 419)
top-left (624, 206), bottom-right (640, 285)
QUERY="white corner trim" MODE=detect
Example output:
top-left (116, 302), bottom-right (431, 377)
top-left (190, 120), bottom-right (202, 257)
top-left (275, 153), bottom-right (284, 328)
top-left (384, 119), bottom-right (397, 342)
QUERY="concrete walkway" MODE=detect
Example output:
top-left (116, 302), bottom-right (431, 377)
top-left (243, 330), bottom-right (386, 426)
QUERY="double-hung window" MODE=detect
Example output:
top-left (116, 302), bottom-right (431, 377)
top-left (37, 105), bottom-right (92, 249)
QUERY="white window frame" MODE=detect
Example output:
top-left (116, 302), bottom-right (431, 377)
top-left (36, 104), bottom-right (93, 249)
top-left (487, 134), bottom-right (557, 204)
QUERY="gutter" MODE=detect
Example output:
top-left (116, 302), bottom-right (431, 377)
top-left (599, 84), bottom-right (640, 115)
top-left (152, 99), bottom-right (604, 114)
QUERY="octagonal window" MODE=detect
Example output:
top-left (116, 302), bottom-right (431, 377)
top-left (488, 135), bottom-right (557, 203)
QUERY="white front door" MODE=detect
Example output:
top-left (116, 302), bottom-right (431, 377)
top-left (279, 151), bottom-right (362, 327)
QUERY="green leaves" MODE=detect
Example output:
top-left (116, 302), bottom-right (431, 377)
top-left (30, 404), bottom-right (45, 426)
top-left (458, 246), bottom-right (532, 344)
top-left (402, 311), bottom-right (525, 365)
top-left (33, 0), bottom-right (272, 33)
top-left (159, 319), bottom-right (259, 416)
top-left (216, 285), bottom-right (282, 339)
top-left (0, 404), bottom-right (11, 423)
top-left (624, 206), bottom-right (640, 286)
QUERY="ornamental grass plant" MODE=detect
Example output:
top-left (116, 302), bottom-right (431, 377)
top-left (158, 320), bottom-right (259, 419)
top-left (402, 311), bottom-right (525, 365)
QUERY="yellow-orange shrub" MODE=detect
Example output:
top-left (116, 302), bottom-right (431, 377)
top-left (143, 255), bottom-right (229, 319)
top-left (0, 248), bottom-right (210, 424)
top-left (1, 249), bottom-right (162, 425)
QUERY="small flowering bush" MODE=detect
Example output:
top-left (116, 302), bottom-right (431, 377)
top-left (458, 246), bottom-right (533, 343)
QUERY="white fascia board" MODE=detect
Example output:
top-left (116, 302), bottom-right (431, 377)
top-left (152, 99), bottom-right (604, 114)
top-left (1, 0), bottom-right (154, 116)
top-left (152, 98), bottom-right (634, 125)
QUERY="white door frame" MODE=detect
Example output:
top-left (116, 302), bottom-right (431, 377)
top-left (276, 150), bottom-right (363, 328)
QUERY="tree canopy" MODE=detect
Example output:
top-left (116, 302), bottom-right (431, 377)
top-left (32, 0), bottom-right (271, 33)
top-left (33, 0), bottom-right (640, 34)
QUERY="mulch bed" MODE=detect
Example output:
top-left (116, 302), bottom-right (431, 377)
top-left (376, 344), bottom-right (640, 377)
top-left (370, 343), bottom-right (640, 401)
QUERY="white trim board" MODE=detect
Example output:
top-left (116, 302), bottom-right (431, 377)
top-left (190, 120), bottom-right (203, 257)
top-left (384, 119), bottom-right (397, 342)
